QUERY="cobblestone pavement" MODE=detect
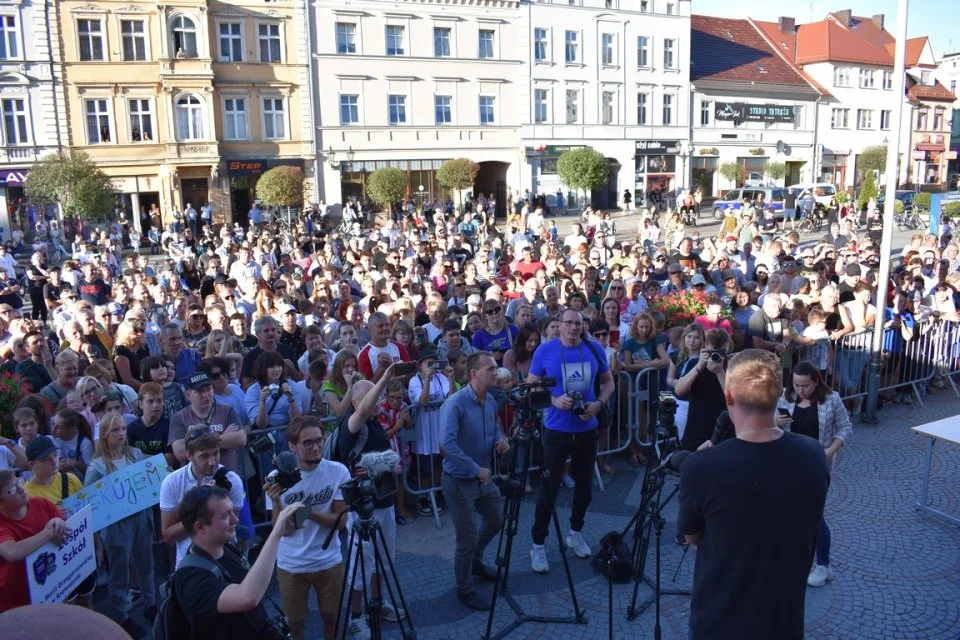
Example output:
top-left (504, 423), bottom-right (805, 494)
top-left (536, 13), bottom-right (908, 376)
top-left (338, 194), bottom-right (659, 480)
top-left (292, 389), bottom-right (960, 640)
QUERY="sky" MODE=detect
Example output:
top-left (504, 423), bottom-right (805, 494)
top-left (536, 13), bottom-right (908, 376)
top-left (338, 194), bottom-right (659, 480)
top-left (692, 0), bottom-right (957, 57)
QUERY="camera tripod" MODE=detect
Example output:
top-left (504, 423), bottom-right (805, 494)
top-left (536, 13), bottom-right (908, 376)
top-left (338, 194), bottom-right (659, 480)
top-left (325, 502), bottom-right (416, 640)
top-left (483, 414), bottom-right (587, 640)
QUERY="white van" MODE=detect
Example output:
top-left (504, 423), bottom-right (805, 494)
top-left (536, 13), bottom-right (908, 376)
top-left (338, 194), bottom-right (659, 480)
top-left (786, 183), bottom-right (837, 207)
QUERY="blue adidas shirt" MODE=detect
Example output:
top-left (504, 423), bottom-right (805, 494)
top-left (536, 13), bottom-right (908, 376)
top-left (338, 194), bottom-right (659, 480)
top-left (529, 338), bottom-right (609, 433)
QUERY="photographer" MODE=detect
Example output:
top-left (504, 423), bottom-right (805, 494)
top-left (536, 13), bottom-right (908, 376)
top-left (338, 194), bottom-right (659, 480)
top-left (439, 351), bottom-right (510, 611)
top-left (245, 351), bottom-right (302, 431)
top-left (677, 350), bottom-right (829, 640)
top-left (174, 485), bottom-right (303, 639)
top-left (673, 328), bottom-right (730, 451)
top-left (525, 309), bottom-right (614, 573)
top-left (264, 416), bottom-right (351, 640)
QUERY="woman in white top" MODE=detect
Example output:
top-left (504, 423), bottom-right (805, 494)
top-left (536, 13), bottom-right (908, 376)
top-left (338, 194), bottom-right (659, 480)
top-left (407, 348), bottom-right (454, 516)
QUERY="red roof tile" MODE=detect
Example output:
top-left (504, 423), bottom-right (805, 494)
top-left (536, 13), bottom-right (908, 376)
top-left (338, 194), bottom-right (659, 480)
top-left (831, 13), bottom-right (894, 49)
top-left (907, 79), bottom-right (956, 102)
top-left (796, 19), bottom-right (893, 66)
top-left (751, 19), bottom-right (830, 96)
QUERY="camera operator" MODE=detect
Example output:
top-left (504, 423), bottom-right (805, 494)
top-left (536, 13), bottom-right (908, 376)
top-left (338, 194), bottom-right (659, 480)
top-left (672, 328), bottom-right (730, 451)
top-left (677, 349), bottom-right (829, 640)
top-left (525, 309), bottom-right (614, 573)
top-left (174, 484), bottom-right (303, 640)
top-left (264, 416), bottom-right (350, 640)
top-left (439, 351), bottom-right (510, 611)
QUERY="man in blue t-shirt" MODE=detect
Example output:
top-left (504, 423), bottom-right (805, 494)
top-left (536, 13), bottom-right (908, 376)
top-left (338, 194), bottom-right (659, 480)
top-left (525, 309), bottom-right (615, 574)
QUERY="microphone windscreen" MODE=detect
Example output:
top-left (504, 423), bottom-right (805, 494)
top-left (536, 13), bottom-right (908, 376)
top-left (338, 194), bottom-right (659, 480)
top-left (276, 450), bottom-right (299, 474)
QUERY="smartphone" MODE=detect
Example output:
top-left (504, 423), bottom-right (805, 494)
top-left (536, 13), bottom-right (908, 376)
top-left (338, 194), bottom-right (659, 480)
top-left (294, 501), bottom-right (313, 529)
top-left (777, 408), bottom-right (792, 418)
top-left (393, 361), bottom-right (418, 377)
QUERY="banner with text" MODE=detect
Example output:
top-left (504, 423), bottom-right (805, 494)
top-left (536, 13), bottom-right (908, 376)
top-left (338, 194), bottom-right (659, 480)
top-left (61, 455), bottom-right (172, 532)
top-left (27, 505), bottom-right (95, 604)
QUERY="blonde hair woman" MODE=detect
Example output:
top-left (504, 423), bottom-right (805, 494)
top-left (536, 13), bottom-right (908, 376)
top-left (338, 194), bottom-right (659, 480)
top-left (203, 328), bottom-right (243, 374)
top-left (112, 318), bottom-right (148, 391)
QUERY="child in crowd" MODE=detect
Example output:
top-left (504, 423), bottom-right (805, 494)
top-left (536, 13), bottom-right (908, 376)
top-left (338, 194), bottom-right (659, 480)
top-left (801, 307), bottom-right (831, 378)
top-left (378, 379), bottom-right (414, 525)
top-left (666, 326), bottom-right (685, 363)
top-left (141, 355), bottom-right (186, 417)
top-left (52, 407), bottom-right (94, 478)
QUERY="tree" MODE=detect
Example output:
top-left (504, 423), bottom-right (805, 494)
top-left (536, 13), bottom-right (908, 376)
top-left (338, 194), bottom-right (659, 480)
top-left (719, 161), bottom-right (744, 189)
top-left (436, 158), bottom-right (479, 205)
top-left (857, 145), bottom-right (887, 175)
top-left (857, 170), bottom-right (878, 210)
top-left (765, 161), bottom-right (787, 185)
top-left (366, 167), bottom-right (406, 212)
top-left (24, 152), bottom-right (116, 222)
top-left (913, 192), bottom-right (931, 211)
top-left (255, 165), bottom-right (305, 225)
top-left (557, 147), bottom-right (608, 202)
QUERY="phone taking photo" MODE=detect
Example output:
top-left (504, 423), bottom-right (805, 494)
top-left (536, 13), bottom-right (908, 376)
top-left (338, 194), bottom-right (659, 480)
top-left (777, 408), bottom-right (792, 419)
top-left (294, 501), bottom-right (313, 529)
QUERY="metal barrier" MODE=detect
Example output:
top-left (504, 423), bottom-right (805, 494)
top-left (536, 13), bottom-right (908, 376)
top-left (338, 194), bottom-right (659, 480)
top-left (396, 402), bottom-right (446, 530)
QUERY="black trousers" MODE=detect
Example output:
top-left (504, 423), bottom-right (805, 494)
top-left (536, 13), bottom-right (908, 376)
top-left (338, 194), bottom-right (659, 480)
top-left (531, 428), bottom-right (598, 545)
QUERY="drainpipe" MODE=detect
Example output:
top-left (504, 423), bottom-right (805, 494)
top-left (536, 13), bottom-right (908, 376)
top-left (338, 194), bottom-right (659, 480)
top-left (303, 0), bottom-right (321, 203)
top-left (45, 0), bottom-right (63, 152)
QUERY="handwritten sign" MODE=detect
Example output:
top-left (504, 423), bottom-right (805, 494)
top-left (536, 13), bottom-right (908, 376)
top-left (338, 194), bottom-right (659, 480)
top-left (61, 454), bottom-right (172, 532)
top-left (27, 506), bottom-right (95, 604)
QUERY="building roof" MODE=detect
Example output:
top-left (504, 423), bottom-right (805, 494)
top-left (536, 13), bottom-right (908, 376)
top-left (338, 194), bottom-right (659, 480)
top-left (907, 78), bottom-right (957, 102)
top-left (751, 19), bottom-right (830, 95)
top-left (795, 18), bottom-right (894, 66)
top-left (691, 15), bottom-right (821, 93)
top-left (830, 12), bottom-right (893, 49)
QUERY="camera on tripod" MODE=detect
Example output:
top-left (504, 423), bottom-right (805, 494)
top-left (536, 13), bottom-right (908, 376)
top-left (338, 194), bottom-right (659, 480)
top-left (506, 377), bottom-right (557, 412)
top-left (656, 391), bottom-right (679, 433)
top-left (340, 471), bottom-right (398, 509)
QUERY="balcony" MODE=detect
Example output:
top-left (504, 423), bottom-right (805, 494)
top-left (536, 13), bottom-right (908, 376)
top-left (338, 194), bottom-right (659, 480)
top-left (0, 146), bottom-right (58, 166)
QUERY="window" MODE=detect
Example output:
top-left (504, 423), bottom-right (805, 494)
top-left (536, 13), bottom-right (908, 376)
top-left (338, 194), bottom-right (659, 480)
top-left (128, 99), bottom-right (153, 142)
top-left (666, 2), bottom-right (676, 14)
top-left (859, 68), bottom-right (874, 89)
top-left (1, 99), bottom-right (27, 145)
top-left (478, 29), bottom-right (494, 59)
top-left (479, 96), bottom-right (495, 125)
top-left (662, 93), bottom-right (673, 125)
top-left (640, 0), bottom-right (649, 11)
top-left (700, 100), bottom-right (711, 126)
top-left (565, 31), bottom-right (578, 64)
top-left (880, 109), bottom-right (892, 130)
top-left (77, 19), bottom-right (104, 61)
top-left (637, 36), bottom-right (649, 67)
top-left (434, 27), bottom-right (450, 57)
top-left (388, 95), bottom-right (406, 125)
top-left (336, 23), bottom-right (356, 54)
top-left (258, 24), bottom-right (282, 62)
top-left (934, 108), bottom-right (944, 130)
top-left (565, 89), bottom-right (578, 124)
top-left (534, 28), bottom-right (548, 62)
top-left (340, 94), bottom-right (358, 124)
top-left (219, 23), bottom-right (242, 62)
top-left (120, 20), bottom-right (146, 61)
top-left (917, 109), bottom-right (928, 130)
top-left (833, 67), bottom-right (849, 87)
top-left (171, 15), bottom-right (198, 58)
top-left (534, 88), bottom-right (548, 123)
top-left (0, 16), bottom-right (17, 60)
top-left (435, 95), bottom-right (452, 125)
top-left (637, 92), bottom-right (648, 125)
top-left (830, 107), bottom-right (849, 128)
top-left (882, 70), bottom-right (892, 89)
top-left (85, 98), bottom-right (111, 144)
top-left (602, 33), bottom-right (614, 66)
top-left (663, 39), bottom-right (675, 69)
top-left (602, 91), bottom-right (615, 125)
top-left (857, 109), bottom-right (873, 129)
top-left (386, 25), bottom-right (404, 56)
top-left (921, 70), bottom-right (931, 84)
top-left (951, 80), bottom-right (957, 95)
top-left (175, 94), bottom-right (204, 140)
top-left (262, 98), bottom-right (285, 139)
top-left (223, 98), bottom-right (247, 140)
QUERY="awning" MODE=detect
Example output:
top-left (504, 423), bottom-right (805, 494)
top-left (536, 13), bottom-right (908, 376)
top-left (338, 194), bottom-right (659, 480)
top-left (915, 143), bottom-right (944, 152)
top-left (0, 169), bottom-right (28, 185)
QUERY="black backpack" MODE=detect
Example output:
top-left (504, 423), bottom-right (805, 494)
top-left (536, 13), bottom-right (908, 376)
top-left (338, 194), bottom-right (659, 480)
top-left (151, 553), bottom-right (222, 640)
top-left (322, 414), bottom-right (368, 466)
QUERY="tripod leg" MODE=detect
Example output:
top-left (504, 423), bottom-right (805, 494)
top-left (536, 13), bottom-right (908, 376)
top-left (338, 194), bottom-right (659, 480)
top-left (355, 532), bottom-right (377, 640)
top-left (549, 507), bottom-right (584, 619)
top-left (336, 527), bottom-right (360, 640)
top-left (371, 522), bottom-right (415, 640)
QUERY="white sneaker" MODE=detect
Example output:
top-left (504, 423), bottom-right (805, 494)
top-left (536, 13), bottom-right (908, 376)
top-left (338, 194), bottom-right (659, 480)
top-left (565, 530), bottom-right (592, 558)
top-left (530, 545), bottom-right (550, 573)
top-left (380, 602), bottom-right (406, 622)
top-left (807, 564), bottom-right (833, 587)
top-left (349, 616), bottom-right (372, 640)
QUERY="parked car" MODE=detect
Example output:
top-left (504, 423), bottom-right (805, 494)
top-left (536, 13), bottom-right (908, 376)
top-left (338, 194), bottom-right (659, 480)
top-left (712, 187), bottom-right (787, 220)
top-left (787, 183), bottom-right (837, 207)
top-left (877, 190), bottom-right (918, 212)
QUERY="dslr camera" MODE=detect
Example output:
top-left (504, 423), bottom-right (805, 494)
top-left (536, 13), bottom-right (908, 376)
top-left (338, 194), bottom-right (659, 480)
top-left (570, 391), bottom-right (586, 416)
top-left (706, 349), bottom-right (727, 364)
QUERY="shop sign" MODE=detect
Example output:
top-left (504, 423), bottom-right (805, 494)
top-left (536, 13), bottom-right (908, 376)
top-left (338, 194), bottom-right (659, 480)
top-left (913, 150), bottom-right (928, 160)
top-left (525, 145), bottom-right (585, 156)
top-left (227, 159), bottom-right (268, 177)
top-left (0, 169), bottom-right (28, 185)
top-left (715, 102), bottom-right (795, 123)
top-left (109, 177), bottom-right (139, 193)
top-left (635, 140), bottom-right (680, 155)
top-left (268, 158), bottom-right (305, 169)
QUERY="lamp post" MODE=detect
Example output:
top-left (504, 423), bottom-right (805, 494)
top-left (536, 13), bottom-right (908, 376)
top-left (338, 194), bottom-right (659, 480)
top-left (677, 141), bottom-right (689, 191)
top-left (326, 146), bottom-right (338, 170)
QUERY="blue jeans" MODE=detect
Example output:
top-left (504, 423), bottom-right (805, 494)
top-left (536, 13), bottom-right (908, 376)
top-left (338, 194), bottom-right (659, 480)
top-left (816, 517), bottom-right (831, 566)
top-left (838, 348), bottom-right (869, 395)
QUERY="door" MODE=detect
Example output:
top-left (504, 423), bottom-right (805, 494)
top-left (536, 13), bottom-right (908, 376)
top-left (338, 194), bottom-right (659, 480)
top-left (180, 178), bottom-right (208, 213)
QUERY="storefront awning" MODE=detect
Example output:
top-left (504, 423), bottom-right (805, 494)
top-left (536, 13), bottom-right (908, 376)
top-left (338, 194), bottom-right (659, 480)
top-left (0, 169), bottom-right (28, 185)
top-left (915, 143), bottom-right (944, 152)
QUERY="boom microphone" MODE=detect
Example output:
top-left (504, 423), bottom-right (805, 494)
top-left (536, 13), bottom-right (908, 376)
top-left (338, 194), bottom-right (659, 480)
top-left (710, 410), bottom-right (733, 446)
top-left (356, 449), bottom-right (401, 477)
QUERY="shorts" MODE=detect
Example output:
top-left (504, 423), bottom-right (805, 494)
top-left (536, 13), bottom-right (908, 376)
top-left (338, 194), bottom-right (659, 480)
top-left (277, 564), bottom-right (345, 622)
top-left (236, 498), bottom-right (254, 541)
top-left (345, 506), bottom-right (396, 592)
top-left (783, 208), bottom-right (796, 221)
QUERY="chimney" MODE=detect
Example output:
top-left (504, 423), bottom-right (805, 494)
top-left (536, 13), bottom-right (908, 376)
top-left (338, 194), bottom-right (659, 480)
top-left (835, 9), bottom-right (852, 26)
top-left (778, 17), bottom-right (795, 34)
top-left (871, 14), bottom-right (885, 30)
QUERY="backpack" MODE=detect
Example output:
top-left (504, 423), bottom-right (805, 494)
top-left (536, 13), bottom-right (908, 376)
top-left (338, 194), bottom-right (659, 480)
top-left (151, 553), bottom-right (222, 640)
top-left (322, 414), bottom-right (368, 466)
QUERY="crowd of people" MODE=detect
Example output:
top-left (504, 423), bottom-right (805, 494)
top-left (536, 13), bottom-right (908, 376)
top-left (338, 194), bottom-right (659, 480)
top-left (0, 184), bottom-right (957, 638)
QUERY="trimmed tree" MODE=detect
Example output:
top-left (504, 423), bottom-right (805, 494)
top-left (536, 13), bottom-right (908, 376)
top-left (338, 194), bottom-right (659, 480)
top-left (719, 161), bottom-right (744, 189)
top-left (436, 158), bottom-right (479, 206)
top-left (857, 145), bottom-right (887, 175)
top-left (366, 167), bottom-right (407, 213)
top-left (857, 170), bottom-right (878, 210)
top-left (765, 161), bottom-right (787, 185)
top-left (557, 147), bottom-right (608, 203)
top-left (255, 165), bottom-right (305, 225)
top-left (24, 151), bottom-right (116, 222)
top-left (913, 192), bottom-right (931, 211)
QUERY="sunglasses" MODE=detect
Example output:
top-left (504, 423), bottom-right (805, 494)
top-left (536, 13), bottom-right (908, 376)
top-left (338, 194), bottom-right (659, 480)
top-left (185, 426), bottom-right (215, 446)
top-left (484, 307), bottom-right (502, 315)
top-left (208, 371), bottom-right (224, 379)
top-left (609, 285), bottom-right (624, 291)
top-left (298, 437), bottom-right (323, 449)
top-left (592, 331), bottom-right (609, 338)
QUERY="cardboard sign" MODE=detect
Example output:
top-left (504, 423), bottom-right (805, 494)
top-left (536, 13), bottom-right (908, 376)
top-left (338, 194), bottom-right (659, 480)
top-left (27, 505), bottom-right (95, 604)
top-left (60, 454), bottom-right (171, 532)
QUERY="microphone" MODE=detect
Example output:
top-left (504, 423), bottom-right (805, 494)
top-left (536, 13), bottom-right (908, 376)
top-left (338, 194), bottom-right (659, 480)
top-left (275, 450), bottom-right (299, 475)
top-left (652, 450), bottom-right (691, 475)
top-left (710, 410), bottom-right (733, 446)
top-left (355, 450), bottom-right (401, 477)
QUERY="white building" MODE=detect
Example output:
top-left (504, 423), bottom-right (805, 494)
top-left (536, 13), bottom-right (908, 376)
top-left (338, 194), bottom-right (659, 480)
top-left (519, 0), bottom-right (692, 210)
top-left (690, 16), bottom-right (823, 197)
top-left (310, 0), bottom-right (522, 218)
top-left (0, 0), bottom-right (63, 237)
top-left (933, 51), bottom-right (960, 184)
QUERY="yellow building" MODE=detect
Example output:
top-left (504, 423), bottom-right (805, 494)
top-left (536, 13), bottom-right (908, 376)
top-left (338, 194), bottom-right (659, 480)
top-left (56, 0), bottom-right (315, 230)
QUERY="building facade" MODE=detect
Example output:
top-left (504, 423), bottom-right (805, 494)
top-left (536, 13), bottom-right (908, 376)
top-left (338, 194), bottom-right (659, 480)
top-left (0, 0), bottom-right (63, 239)
top-left (934, 51), bottom-right (960, 185)
top-left (520, 0), bottom-right (692, 210)
top-left (903, 39), bottom-right (956, 189)
top-left (56, 0), bottom-right (313, 231)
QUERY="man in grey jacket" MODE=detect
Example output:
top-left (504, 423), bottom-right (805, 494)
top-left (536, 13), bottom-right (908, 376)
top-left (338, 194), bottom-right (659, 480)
top-left (439, 351), bottom-right (510, 611)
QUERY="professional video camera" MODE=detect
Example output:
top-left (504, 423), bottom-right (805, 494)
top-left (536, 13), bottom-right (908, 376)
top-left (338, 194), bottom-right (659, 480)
top-left (339, 450), bottom-right (400, 509)
top-left (656, 391), bottom-right (678, 431)
top-left (506, 377), bottom-right (557, 412)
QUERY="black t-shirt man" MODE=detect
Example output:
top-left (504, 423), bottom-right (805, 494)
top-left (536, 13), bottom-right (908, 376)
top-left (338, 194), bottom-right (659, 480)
top-left (678, 433), bottom-right (829, 640)
top-left (338, 414), bottom-right (396, 510)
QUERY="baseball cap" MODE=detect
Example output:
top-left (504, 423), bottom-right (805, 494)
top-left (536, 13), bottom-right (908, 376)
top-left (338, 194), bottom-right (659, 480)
top-left (417, 347), bottom-right (439, 363)
top-left (725, 235), bottom-right (738, 242)
top-left (845, 263), bottom-right (862, 277)
top-left (106, 302), bottom-right (124, 316)
top-left (276, 303), bottom-right (297, 315)
top-left (26, 437), bottom-right (57, 462)
top-left (690, 274), bottom-right (707, 286)
top-left (720, 269), bottom-right (736, 281)
top-left (184, 372), bottom-right (213, 391)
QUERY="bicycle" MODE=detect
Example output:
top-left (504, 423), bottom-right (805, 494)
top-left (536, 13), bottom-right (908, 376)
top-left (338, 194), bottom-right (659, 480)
top-left (797, 211), bottom-right (825, 234)
top-left (894, 209), bottom-right (923, 232)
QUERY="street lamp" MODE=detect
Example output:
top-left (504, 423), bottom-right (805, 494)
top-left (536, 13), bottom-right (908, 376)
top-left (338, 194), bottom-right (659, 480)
top-left (327, 146), bottom-right (355, 171)
top-left (677, 141), bottom-right (689, 190)
top-left (345, 146), bottom-right (355, 163)
top-left (327, 146), bottom-right (338, 170)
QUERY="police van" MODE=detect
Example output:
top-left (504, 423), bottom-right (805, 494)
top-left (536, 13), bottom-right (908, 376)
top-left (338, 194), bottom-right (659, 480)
top-left (711, 187), bottom-right (787, 220)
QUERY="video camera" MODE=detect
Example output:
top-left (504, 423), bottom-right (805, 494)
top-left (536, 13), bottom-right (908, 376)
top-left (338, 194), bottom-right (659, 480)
top-left (656, 391), bottom-right (678, 433)
top-left (339, 450), bottom-right (400, 510)
top-left (506, 377), bottom-right (557, 412)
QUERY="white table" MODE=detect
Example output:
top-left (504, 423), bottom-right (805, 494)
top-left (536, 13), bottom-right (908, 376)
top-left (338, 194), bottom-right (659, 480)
top-left (912, 418), bottom-right (960, 526)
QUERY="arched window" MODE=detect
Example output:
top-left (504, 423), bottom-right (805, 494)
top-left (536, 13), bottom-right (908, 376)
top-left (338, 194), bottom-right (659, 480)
top-left (175, 94), bottom-right (204, 140)
top-left (170, 15), bottom-right (198, 58)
